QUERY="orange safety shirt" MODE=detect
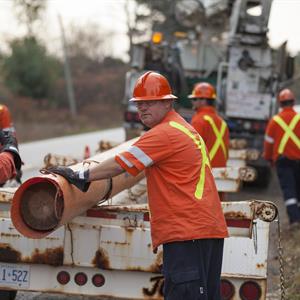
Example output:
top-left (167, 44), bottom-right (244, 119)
top-left (0, 105), bottom-right (14, 132)
top-left (191, 106), bottom-right (230, 168)
top-left (115, 110), bottom-right (228, 250)
top-left (0, 152), bottom-right (16, 183)
top-left (264, 107), bottom-right (300, 162)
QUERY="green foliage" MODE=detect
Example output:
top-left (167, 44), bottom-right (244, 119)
top-left (2, 36), bottom-right (61, 100)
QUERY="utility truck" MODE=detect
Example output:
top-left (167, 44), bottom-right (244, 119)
top-left (0, 139), bottom-right (280, 300)
top-left (123, 0), bottom-right (294, 186)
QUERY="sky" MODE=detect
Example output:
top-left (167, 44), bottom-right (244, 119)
top-left (0, 0), bottom-right (300, 60)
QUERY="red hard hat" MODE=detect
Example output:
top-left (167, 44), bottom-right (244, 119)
top-left (278, 88), bottom-right (295, 102)
top-left (188, 82), bottom-right (216, 99)
top-left (129, 71), bottom-right (177, 102)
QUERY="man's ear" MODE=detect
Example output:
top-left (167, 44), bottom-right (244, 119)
top-left (164, 100), bottom-right (173, 109)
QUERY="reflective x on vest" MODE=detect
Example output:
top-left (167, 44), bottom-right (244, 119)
top-left (169, 121), bottom-right (210, 200)
top-left (203, 115), bottom-right (227, 160)
top-left (273, 115), bottom-right (300, 154)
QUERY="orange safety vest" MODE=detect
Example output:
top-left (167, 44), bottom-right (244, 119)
top-left (116, 110), bottom-right (228, 250)
top-left (191, 106), bottom-right (230, 167)
top-left (264, 107), bottom-right (300, 162)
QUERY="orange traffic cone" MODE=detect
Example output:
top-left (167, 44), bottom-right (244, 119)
top-left (84, 145), bottom-right (91, 159)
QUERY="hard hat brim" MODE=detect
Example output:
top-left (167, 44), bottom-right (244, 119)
top-left (129, 94), bottom-right (178, 102)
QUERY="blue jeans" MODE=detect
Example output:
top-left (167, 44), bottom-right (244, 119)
top-left (276, 156), bottom-right (300, 223)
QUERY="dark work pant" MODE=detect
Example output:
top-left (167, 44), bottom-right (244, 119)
top-left (162, 238), bottom-right (224, 300)
top-left (276, 156), bottom-right (300, 223)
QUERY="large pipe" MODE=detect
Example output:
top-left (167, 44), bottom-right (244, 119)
top-left (11, 138), bottom-right (144, 239)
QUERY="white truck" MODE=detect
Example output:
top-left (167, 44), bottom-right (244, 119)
top-left (0, 169), bottom-right (279, 300)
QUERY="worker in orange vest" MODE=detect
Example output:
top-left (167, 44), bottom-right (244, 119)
top-left (0, 130), bottom-right (21, 184)
top-left (263, 88), bottom-right (300, 225)
top-left (189, 82), bottom-right (229, 168)
top-left (48, 71), bottom-right (228, 300)
top-left (0, 104), bottom-right (21, 184)
top-left (189, 82), bottom-right (230, 201)
top-left (0, 104), bottom-right (15, 134)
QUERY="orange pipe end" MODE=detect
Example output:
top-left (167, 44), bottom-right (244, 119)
top-left (11, 177), bottom-right (62, 239)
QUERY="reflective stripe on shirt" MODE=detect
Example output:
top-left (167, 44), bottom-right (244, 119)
top-left (264, 134), bottom-right (274, 144)
top-left (169, 121), bottom-right (210, 200)
top-left (273, 114), bottom-right (300, 154)
top-left (203, 115), bottom-right (227, 161)
top-left (117, 154), bottom-right (134, 168)
top-left (128, 145), bottom-right (153, 167)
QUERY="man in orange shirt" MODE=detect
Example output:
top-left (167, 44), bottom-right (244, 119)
top-left (0, 130), bottom-right (21, 184)
top-left (189, 82), bottom-right (230, 168)
top-left (263, 88), bottom-right (300, 225)
top-left (49, 72), bottom-right (228, 300)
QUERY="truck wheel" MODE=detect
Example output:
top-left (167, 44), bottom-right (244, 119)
top-left (0, 290), bottom-right (17, 300)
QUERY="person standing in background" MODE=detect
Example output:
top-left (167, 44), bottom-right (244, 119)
top-left (263, 88), bottom-right (300, 227)
top-left (189, 82), bottom-right (230, 200)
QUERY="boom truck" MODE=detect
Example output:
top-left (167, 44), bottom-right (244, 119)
top-left (0, 138), bottom-right (280, 300)
top-left (123, 0), bottom-right (294, 186)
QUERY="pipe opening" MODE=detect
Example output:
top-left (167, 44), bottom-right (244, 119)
top-left (20, 181), bottom-right (64, 231)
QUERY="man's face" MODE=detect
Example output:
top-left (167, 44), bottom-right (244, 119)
top-left (135, 100), bottom-right (171, 128)
top-left (191, 98), bottom-right (207, 110)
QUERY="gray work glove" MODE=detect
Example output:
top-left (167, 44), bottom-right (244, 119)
top-left (46, 166), bottom-right (90, 192)
top-left (0, 130), bottom-right (22, 171)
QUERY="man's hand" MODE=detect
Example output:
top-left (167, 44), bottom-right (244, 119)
top-left (0, 130), bottom-right (21, 170)
top-left (46, 166), bottom-right (90, 192)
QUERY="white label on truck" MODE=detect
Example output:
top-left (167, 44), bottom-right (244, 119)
top-left (226, 90), bottom-right (272, 119)
top-left (0, 263), bottom-right (30, 288)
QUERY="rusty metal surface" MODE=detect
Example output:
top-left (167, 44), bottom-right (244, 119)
top-left (0, 217), bottom-right (65, 264)
top-left (253, 201), bottom-right (278, 222)
top-left (0, 243), bottom-right (63, 266)
top-left (238, 166), bottom-right (257, 182)
top-left (0, 199), bottom-right (273, 298)
top-left (0, 187), bottom-right (17, 203)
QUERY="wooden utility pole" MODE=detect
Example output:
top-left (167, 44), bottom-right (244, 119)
top-left (58, 14), bottom-right (77, 118)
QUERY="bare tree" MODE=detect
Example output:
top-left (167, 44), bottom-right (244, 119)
top-left (67, 22), bottom-right (113, 63)
top-left (13, 0), bottom-right (46, 36)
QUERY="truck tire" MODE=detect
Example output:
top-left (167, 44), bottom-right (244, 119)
top-left (0, 290), bottom-right (17, 300)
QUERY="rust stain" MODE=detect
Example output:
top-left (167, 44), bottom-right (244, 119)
top-left (92, 248), bottom-right (111, 270)
top-left (256, 263), bottom-right (265, 269)
top-left (148, 251), bottom-right (163, 273)
top-left (224, 210), bottom-right (247, 219)
top-left (1, 233), bottom-right (21, 238)
top-left (219, 170), bottom-right (229, 179)
top-left (127, 251), bottom-right (162, 273)
top-left (0, 244), bottom-right (21, 263)
top-left (23, 247), bottom-right (64, 266)
top-left (125, 227), bottom-right (135, 232)
top-left (44, 236), bottom-right (60, 241)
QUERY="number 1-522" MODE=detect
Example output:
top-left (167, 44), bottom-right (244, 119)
top-left (1, 269), bottom-right (28, 283)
